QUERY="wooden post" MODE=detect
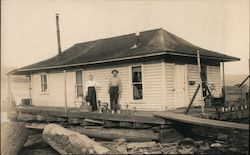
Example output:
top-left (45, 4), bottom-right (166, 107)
top-left (185, 84), bottom-right (200, 114)
top-left (161, 60), bottom-right (167, 110)
top-left (29, 73), bottom-right (32, 105)
top-left (8, 75), bottom-right (12, 109)
top-left (197, 50), bottom-right (204, 116)
top-left (222, 62), bottom-right (225, 88)
top-left (64, 70), bottom-right (67, 116)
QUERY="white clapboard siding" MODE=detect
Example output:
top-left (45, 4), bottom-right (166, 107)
top-left (84, 65), bottom-right (130, 108)
top-left (31, 72), bottom-right (65, 107)
top-left (207, 65), bottom-right (221, 97)
top-left (141, 61), bottom-right (164, 111)
top-left (165, 63), bottom-right (175, 109)
top-left (187, 64), bottom-right (202, 106)
top-left (65, 71), bottom-right (76, 107)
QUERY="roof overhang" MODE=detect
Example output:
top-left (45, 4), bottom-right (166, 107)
top-left (9, 50), bottom-right (240, 75)
top-left (9, 51), bottom-right (167, 75)
top-left (165, 51), bottom-right (240, 62)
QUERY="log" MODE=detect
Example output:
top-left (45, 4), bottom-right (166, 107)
top-left (69, 126), bottom-right (159, 142)
top-left (25, 122), bottom-right (47, 130)
top-left (18, 113), bottom-right (37, 121)
top-left (1, 122), bottom-right (30, 155)
top-left (42, 123), bottom-right (110, 154)
top-left (119, 121), bottom-right (133, 128)
top-left (159, 128), bottom-right (184, 143)
top-left (84, 118), bottom-right (103, 124)
top-left (126, 141), bottom-right (156, 149)
top-left (133, 122), bottom-right (153, 129)
top-left (7, 110), bottom-right (18, 121)
top-left (103, 120), bottom-right (119, 128)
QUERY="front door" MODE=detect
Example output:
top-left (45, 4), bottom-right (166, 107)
top-left (174, 64), bottom-right (187, 108)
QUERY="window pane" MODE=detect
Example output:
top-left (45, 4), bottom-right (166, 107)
top-left (132, 66), bottom-right (142, 82)
top-left (41, 84), bottom-right (44, 92)
top-left (76, 71), bottom-right (82, 85)
top-left (43, 75), bottom-right (47, 83)
top-left (77, 86), bottom-right (83, 97)
top-left (133, 84), bottom-right (143, 99)
top-left (41, 75), bottom-right (43, 84)
top-left (44, 84), bottom-right (47, 91)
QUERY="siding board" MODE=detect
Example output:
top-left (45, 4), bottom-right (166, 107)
top-left (207, 65), bottom-right (221, 97)
top-left (187, 64), bottom-right (202, 106)
top-left (165, 63), bottom-right (175, 109)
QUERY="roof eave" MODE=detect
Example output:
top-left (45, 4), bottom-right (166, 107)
top-left (165, 51), bottom-right (240, 62)
top-left (10, 51), bottom-right (167, 75)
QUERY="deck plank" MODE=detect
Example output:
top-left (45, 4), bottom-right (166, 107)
top-left (154, 112), bottom-right (249, 131)
top-left (16, 106), bottom-right (167, 124)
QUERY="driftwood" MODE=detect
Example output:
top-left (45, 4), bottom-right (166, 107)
top-left (69, 126), bottom-right (159, 141)
top-left (126, 141), bottom-right (156, 149)
top-left (42, 123), bottom-right (110, 154)
top-left (84, 118), bottom-right (103, 124)
top-left (1, 122), bottom-right (30, 155)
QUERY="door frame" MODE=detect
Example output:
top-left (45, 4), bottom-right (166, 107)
top-left (174, 64), bottom-right (189, 108)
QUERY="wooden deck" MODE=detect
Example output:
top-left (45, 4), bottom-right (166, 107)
top-left (13, 105), bottom-right (249, 125)
top-left (15, 106), bottom-right (167, 124)
top-left (155, 112), bottom-right (249, 131)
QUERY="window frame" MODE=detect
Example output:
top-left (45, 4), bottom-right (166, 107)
top-left (129, 64), bottom-right (144, 102)
top-left (40, 73), bottom-right (49, 94)
top-left (75, 70), bottom-right (84, 100)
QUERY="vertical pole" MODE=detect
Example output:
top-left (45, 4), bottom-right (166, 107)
top-left (29, 73), bottom-right (32, 105)
top-left (161, 60), bottom-right (167, 110)
top-left (222, 62), bottom-right (225, 97)
top-left (197, 50), bottom-right (204, 116)
top-left (56, 13), bottom-right (62, 58)
top-left (8, 75), bottom-right (12, 109)
top-left (64, 70), bottom-right (67, 116)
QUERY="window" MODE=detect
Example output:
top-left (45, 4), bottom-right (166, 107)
top-left (201, 65), bottom-right (207, 97)
top-left (132, 66), bottom-right (143, 100)
top-left (41, 74), bottom-right (48, 92)
top-left (76, 71), bottom-right (83, 98)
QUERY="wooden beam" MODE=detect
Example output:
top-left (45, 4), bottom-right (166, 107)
top-left (185, 84), bottom-right (200, 114)
top-left (29, 73), bottom-right (33, 105)
top-left (197, 50), bottom-right (204, 115)
top-left (64, 70), bottom-right (67, 116)
top-left (69, 126), bottom-right (159, 142)
top-left (154, 112), bottom-right (249, 131)
top-left (8, 75), bottom-right (12, 108)
top-left (17, 107), bottom-right (167, 124)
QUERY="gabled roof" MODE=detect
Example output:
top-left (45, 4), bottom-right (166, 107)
top-left (11, 28), bottom-right (239, 75)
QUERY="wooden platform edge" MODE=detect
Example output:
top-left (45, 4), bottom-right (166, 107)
top-left (154, 112), bottom-right (249, 131)
top-left (15, 107), bottom-right (167, 125)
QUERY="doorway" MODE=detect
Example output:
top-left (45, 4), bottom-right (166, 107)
top-left (174, 64), bottom-right (187, 108)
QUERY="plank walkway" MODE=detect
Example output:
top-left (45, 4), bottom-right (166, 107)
top-left (16, 106), bottom-right (167, 124)
top-left (154, 112), bottom-right (249, 131)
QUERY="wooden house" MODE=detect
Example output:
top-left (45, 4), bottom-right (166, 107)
top-left (9, 28), bottom-right (239, 111)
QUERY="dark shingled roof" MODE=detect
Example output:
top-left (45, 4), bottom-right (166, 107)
top-left (11, 28), bottom-right (239, 75)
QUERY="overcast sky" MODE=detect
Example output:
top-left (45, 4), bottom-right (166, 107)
top-left (1, 0), bottom-right (249, 74)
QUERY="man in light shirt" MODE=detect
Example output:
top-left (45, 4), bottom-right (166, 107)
top-left (109, 70), bottom-right (122, 114)
top-left (85, 75), bottom-right (100, 111)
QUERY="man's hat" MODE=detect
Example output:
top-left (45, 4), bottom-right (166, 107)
top-left (111, 69), bottom-right (119, 74)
